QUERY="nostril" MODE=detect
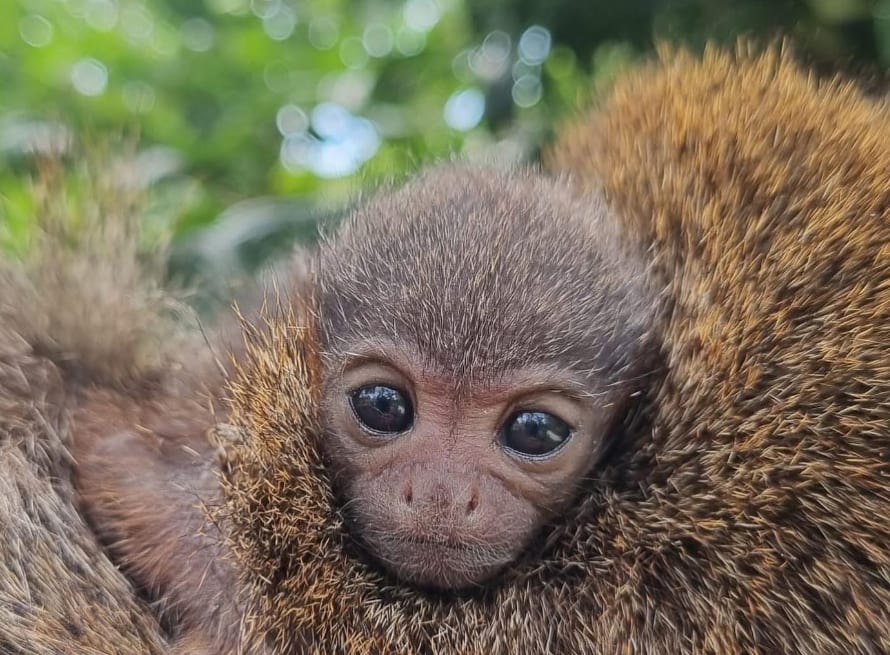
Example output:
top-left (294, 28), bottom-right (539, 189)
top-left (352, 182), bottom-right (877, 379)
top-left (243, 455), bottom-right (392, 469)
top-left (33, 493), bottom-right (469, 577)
top-left (401, 482), bottom-right (413, 506)
top-left (465, 489), bottom-right (479, 515)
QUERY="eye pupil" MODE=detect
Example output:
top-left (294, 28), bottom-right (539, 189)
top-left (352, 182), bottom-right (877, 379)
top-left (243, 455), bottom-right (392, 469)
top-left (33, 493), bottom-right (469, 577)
top-left (502, 411), bottom-right (572, 457)
top-left (350, 385), bottom-right (413, 434)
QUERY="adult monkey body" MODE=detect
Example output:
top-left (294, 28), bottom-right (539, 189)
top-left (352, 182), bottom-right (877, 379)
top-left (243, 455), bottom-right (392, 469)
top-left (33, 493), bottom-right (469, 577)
top-left (2, 44), bottom-right (890, 654)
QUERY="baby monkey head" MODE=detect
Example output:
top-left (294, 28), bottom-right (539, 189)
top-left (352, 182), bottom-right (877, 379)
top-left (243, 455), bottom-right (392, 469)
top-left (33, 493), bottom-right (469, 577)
top-left (315, 166), bottom-right (656, 591)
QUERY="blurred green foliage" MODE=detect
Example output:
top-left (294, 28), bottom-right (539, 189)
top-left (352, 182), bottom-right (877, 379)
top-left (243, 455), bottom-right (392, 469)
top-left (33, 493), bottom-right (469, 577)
top-left (1, 0), bottom-right (888, 278)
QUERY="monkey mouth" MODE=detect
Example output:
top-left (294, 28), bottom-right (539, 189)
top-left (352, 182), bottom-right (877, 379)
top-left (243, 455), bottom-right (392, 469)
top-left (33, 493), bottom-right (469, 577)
top-left (365, 532), bottom-right (514, 591)
top-left (401, 535), bottom-right (470, 549)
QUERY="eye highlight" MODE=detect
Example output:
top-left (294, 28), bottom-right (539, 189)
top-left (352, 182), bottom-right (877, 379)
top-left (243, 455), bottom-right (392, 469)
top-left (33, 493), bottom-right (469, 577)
top-left (349, 385), bottom-right (414, 435)
top-left (501, 410), bottom-right (573, 457)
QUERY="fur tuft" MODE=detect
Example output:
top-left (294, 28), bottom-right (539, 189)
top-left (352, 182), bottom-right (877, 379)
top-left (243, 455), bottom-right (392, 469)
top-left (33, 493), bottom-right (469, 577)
top-left (217, 297), bottom-right (333, 653)
top-left (0, 155), bottom-right (190, 389)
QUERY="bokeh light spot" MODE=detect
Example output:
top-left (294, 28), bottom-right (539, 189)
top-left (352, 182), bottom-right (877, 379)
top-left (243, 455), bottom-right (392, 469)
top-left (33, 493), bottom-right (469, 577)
top-left (120, 5), bottom-right (154, 41)
top-left (511, 74), bottom-right (542, 107)
top-left (276, 104), bottom-right (308, 136)
top-left (317, 70), bottom-right (375, 110)
top-left (62, 0), bottom-right (89, 19)
top-left (471, 31), bottom-right (511, 81)
top-left (85, 0), bottom-right (119, 32)
top-left (312, 102), bottom-right (351, 139)
top-left (403, 0), bottom-right (440, 32)
top-left (451, 48), bottom-right (473, 81)
top-left (363, 24), bottom-right (394, 57)
top-left (444, 88), bottom-right (485, 130)
top-left (19, 15), bottom-right (54, 48)
top-left (182, 18), bottom-right (215, 52)
top-left (511, 59), bottom-right (534, 82)
top-left (71, 58), bottom-right (109, 96)
top-left (250, 0), bottom-right (280, 19)
top-left (340, 36), bottom-right (369, 69)
top-left (518, 25), bottom-right (551, 65)
top-left (395, 27), bottom-right (426, 56)
top-left (309, 16), bottom-right (338, 49)
top-left (263, 5), bottom-right (296, 41)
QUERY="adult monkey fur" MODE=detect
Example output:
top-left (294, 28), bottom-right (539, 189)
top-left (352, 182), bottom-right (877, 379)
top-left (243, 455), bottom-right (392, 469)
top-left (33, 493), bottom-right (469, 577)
top-left (1, 44), bottom-right (889, 654)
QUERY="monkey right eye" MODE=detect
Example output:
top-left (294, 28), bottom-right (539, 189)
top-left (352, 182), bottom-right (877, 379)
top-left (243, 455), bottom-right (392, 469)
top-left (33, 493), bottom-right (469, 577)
top-left (501, 410), bottom-right (573, 458)
top-left (349, 385), bottom-right (414, 434)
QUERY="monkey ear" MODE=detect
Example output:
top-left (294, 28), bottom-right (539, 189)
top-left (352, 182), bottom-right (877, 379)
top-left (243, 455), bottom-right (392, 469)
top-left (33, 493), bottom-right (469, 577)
top-left (256, 245), bottom-right (316, 304)
top-left (219, 245), bottom-right (318, 365)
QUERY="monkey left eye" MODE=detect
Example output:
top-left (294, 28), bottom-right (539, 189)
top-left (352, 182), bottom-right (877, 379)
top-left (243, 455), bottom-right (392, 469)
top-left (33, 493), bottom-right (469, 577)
top-left (501, 411), bottom-right (573, 458)
top-left (349, 385), bottom-right (414, 434)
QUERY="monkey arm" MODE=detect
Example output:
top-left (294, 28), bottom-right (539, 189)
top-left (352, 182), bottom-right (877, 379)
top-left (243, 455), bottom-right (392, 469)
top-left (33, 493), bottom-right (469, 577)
top-left (71, 389), bottom-right (247, 655)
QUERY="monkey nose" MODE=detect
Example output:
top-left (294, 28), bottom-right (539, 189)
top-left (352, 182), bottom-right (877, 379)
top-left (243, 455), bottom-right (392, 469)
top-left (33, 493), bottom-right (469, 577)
top-left (400, 481), bottom-right (413, 505)
top-left (465, 488), bottom-right (480, 514)
top-left (398, 477), bottom-right (481, 517)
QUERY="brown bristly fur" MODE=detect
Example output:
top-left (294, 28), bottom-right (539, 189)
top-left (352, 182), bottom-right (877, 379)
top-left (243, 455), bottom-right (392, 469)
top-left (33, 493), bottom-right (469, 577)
top-left (216, 299), bottom-right (326, 654)
top-left (0, 155), bottom-right (172, 653)
top-left (547, 42), bottom-right (890, 652)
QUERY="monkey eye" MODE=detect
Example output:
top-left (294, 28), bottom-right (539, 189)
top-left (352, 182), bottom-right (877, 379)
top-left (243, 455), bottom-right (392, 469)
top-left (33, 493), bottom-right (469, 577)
top-left (349, 385), bottom-right (414, 435)
top-left (501, 411), bottom-right (573, 458)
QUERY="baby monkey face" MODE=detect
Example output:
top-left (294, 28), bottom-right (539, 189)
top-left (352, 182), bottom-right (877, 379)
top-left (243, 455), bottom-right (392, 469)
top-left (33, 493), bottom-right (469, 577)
top-left (314, 166), bottom-right (656, 590)
top-left (323, 341), bottom-right (616, 590)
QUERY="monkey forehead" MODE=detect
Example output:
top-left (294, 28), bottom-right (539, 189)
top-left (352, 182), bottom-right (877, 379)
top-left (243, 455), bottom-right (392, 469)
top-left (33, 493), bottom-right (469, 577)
top-left (316, 166), bottom-right (655, 381)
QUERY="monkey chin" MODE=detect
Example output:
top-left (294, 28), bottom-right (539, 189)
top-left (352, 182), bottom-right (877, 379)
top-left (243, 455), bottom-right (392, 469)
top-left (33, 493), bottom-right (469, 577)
top-left (367, 533), bottom-right (516, 591)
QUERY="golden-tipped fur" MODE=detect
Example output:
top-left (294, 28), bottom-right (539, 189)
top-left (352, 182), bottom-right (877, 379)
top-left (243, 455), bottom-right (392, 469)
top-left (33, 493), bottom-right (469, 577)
top-left (547, 43), bottom-right (890, 652)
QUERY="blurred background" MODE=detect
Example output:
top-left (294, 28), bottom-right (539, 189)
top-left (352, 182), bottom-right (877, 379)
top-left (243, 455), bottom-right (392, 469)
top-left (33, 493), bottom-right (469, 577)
top-left (2, 0), bottom-right (889, 283)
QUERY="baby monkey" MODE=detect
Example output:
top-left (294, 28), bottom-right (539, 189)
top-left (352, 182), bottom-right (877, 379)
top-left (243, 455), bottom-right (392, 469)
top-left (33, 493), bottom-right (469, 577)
top-left (314, 167), bottom-right (656, 589)
top-left (74, 165), bottom-right (657, 640)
